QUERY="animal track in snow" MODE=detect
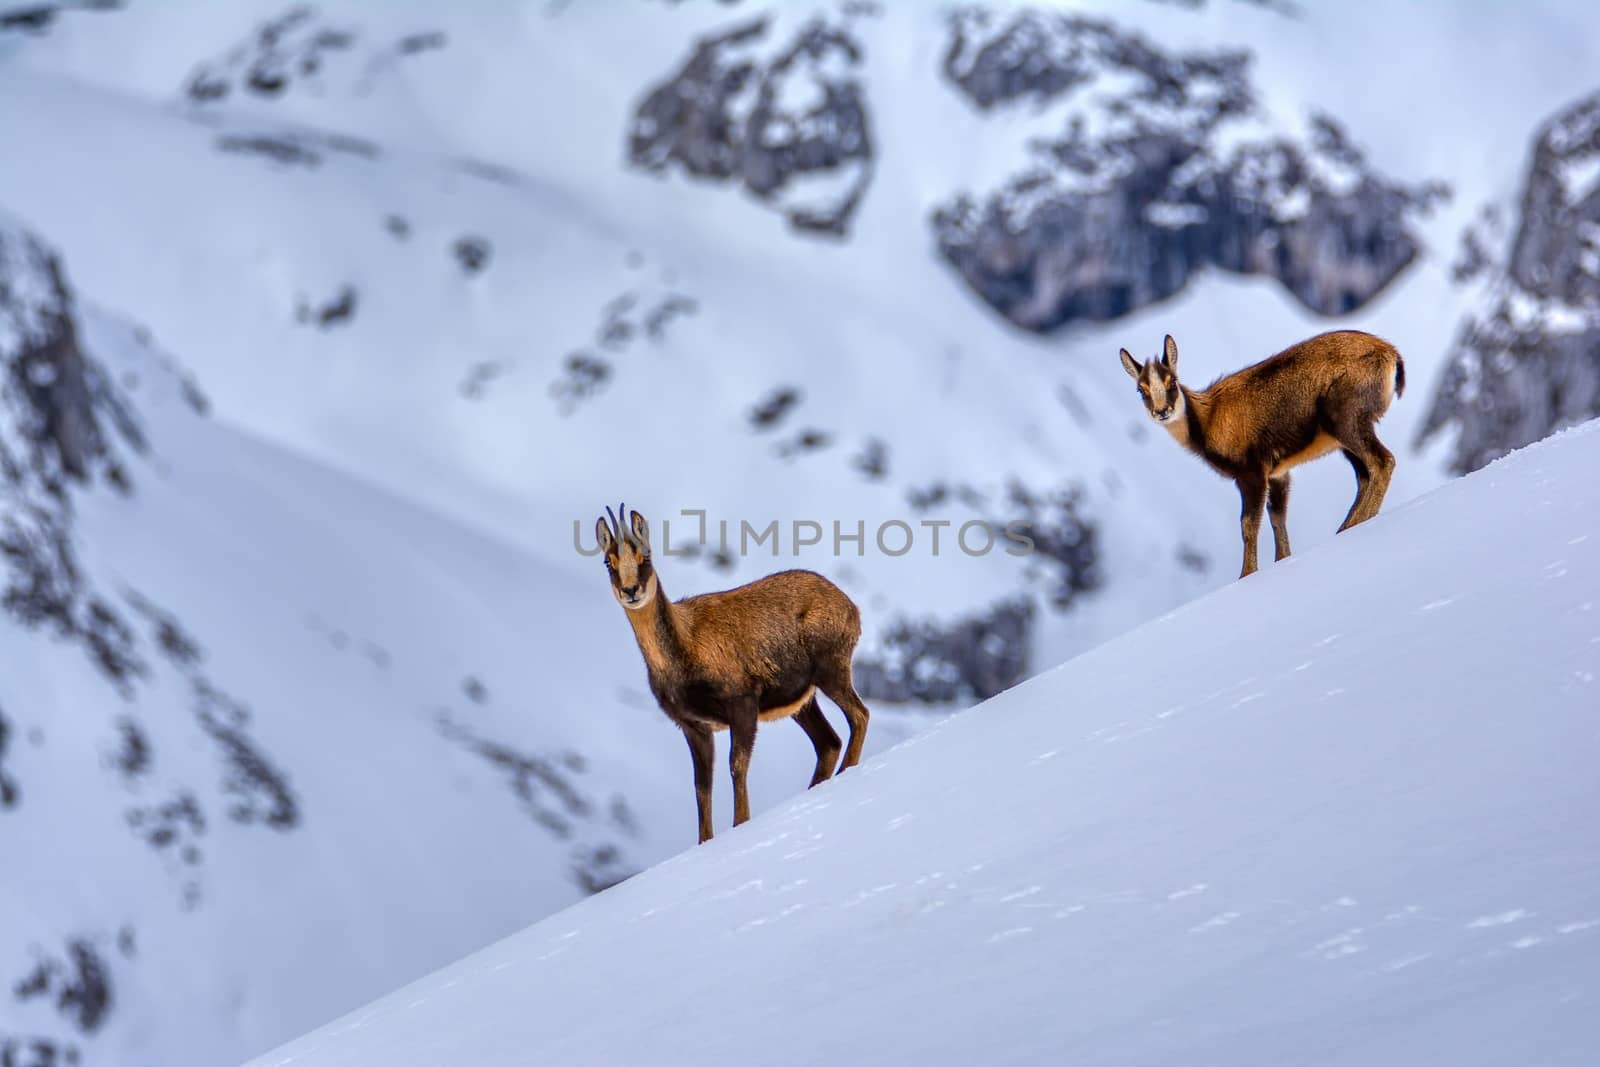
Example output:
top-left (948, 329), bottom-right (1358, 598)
top-left (1467, 909), bottom-right (1533, 928)
top-left (1190, 911), bottom-right (1241, 933)
top-left (1309, 928), bottom-right (1366, 959)
top-left (1380, 954), bottom-right (1430, 973)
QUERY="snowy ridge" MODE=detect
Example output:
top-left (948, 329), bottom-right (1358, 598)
top-left (252, 418), bottom-right (1600, 1067)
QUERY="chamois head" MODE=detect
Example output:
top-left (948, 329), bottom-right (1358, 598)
top-left (1120, 334), bottom-right (1185, 425)
top-left (596, 503), bottom-right (656, 611)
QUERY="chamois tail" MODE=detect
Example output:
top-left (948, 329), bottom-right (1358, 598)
top-left (1394, 352), bottom-right (1406, 398)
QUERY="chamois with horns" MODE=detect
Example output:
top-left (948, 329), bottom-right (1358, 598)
top-left (595, 505), bottom-right (871, 843)
top-left (1120, 330), bottom-right (1405, 578)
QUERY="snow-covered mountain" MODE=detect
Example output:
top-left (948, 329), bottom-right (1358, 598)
top-left (1421, 88), bottom-right (1600, 473)
top-left (250, 414), bottom-right (1600, 1067)
top-left (3, 2), bottom-right (1599, 1064)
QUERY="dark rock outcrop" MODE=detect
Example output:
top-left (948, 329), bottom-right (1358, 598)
top-left (0, 705), bottom-right (18, 808)
top-left (629, 15), bottom-right (874, 236)
top-left (934, 8), bottom-right (1446, 332)
top-left (12, 938), bottom-right (113, 1037)
top-left (182, 6), bottom-right (446, 105)
top-left (1, 217), bottom-right (144, 684)
top-left (855, 597), bottom-right (1035, 704)
top-left (436, 713), bottom-right (638, 894)
top-left (1419, 90), bottom-right (1600, 472)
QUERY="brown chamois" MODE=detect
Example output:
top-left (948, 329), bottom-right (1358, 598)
top-left (1119, 330), bottom-right (1405, 578)
top-left (596, 505), bottom-right (871, 844)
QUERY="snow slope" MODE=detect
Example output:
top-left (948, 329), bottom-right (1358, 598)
top-left (253, 418), bottom-right (1600, 1067)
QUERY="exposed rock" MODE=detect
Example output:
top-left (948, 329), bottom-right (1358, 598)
top-left (748, 386), bottom-right (801, 430)
top-left (105, 716), bottom-right (151, 781)
top-left (0, 705), bottom-right (18, 808)
top-left (855, 596), bottom-right (1034, 704)
top-left (451, 236), bottom-right (492, 276)
top-left (436, 713), bottom-right (636, 893)
top-left (629, 15), bottom-right (874, 236)
top-left (852, 436), bottom-right (888, 480)
top-left (0, 0), bottom-right (122, 36)
top-left (934, 9), bottom-right (1446, 332)
top-left (296, 285), bottom-right (358, 328)
top-left (549, 288), bottom-right (697, 414)
top-left (774, 427), bottom-right (832, 459)
top-left (1, 215), bottom-right (144, 684)
top-left (1419, 89), bottom-right (1600, 472)
top-left (216, 134), bottom-right (322, 169)
top-left (182, 7), bottom-right (447, 105)
top-left (12, 938), bottom-right (113, 1036)
top-left (1006, 481), bottom-right (1101, 610)
top-left (191, 678), bottom-right (299, 831)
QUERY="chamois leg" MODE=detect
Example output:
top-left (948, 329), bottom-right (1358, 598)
top-left (792, 695), bottom-right (842, 787)
top-left (818, 666), bottom-right (871, 772)
top-left (1335, 423), bottom-right (1396, 531)
top-left (1350, 429), bottom-right (1396, 527)
top-left (1268, 474), bottom-right (1292, 561)
top-left (1237, 473), bottom-right (1267, 578)
top-left (683, 723), bottom-right (716, 844)
top-left (728, 711), bottom-right (757, 828)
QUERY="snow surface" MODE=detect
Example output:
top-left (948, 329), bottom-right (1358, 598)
top-left (252, 419), bottom-right (1600, 1067)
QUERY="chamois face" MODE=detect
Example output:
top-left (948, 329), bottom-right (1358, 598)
top-left (596, 506), bottom-right (657, 611)
top-left (1120, 334), bottom-right (1185, 425)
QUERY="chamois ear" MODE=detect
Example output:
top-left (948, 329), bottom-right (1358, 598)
top-left (1162, 334), bottom-right (1179, 371)
top-left (1119, 348), bottom-right (1141, 380)
top-left (596, 516), bottom-right (615, 555)
top-left (629, 509), bottom-right (651, 554)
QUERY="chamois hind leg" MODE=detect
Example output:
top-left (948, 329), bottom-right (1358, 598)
top-left (1268, 474), bottom-right (1292, 561)
top-left (1236, 472), bottom-right (1268, 578)
top-left (817, 662), bottom-right (871, 773)
top-left (792, 695), bottom-right (841, 787)
top-left (727, 708), bottom-right (757, 828)
top-left (1333, 421), bottom-right (1396, 532)
top-left (683, 722), bottom-right (716, 844)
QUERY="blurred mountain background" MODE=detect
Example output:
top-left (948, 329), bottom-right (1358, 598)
top-left (2, 1), bottom-right (1598, 1063)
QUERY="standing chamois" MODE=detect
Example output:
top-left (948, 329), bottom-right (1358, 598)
top-left (596, 505), bottom-right (871, 843)
top-left (1119, 331), bottom-right (1405, 578)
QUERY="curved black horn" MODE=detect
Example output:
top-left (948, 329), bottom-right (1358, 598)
top-left (604, 505), bottom-right (621, 542)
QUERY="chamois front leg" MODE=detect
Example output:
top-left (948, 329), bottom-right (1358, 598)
top-left (1268, 474), bottom-right (1292, 561)
top-left (683, 722), bottom-right (716, 844)
top-left (728, 707), bottom-right (758, 828)
top-left (1237, 472), bottom-right (1267, 578)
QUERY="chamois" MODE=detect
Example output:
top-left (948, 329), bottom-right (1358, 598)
top-left (596, 505), bottom-right (871, 843)
top-left (1119, 331), bottom-right (1405, 578)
